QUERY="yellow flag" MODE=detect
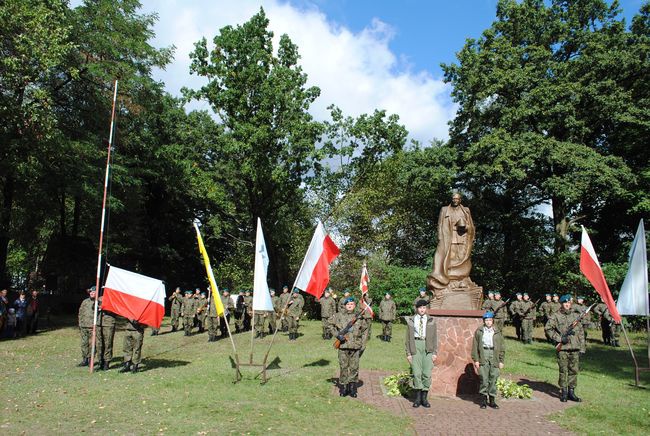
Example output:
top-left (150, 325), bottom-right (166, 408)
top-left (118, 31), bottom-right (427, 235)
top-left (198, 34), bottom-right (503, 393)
top-left (194, 223), bottom-right (225, 316)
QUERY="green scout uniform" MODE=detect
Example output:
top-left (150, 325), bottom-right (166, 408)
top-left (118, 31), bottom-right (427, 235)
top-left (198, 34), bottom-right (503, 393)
top-left (330, 308), bottom-right (369, 387)
top-left (181, 295), bottom-right (197, 336)
top-left (279, 290), bottom-right (290, 331)
top-left (545, 306), bottom-right (585, 396)
top-left (122, 319), bottom-right (145, 369)
top-left (317, 295), bottom-right (337, 339)
top-left (98, 301), bottom-right (116, 368)
top-left (286, 292), bottom-right (304, 339)
top-left (78, 295), bottom-right (99, 363)
top-left (206, 294), bottom-right (220, 342)
top-left (509, 298), bottom-right (524, 340)
top-left (243, 294), bottom-right (253, 331)
top-left (519, 299), bottom-right (536, 343)
top-left (405, 314), bottom-right (438, 391)
top-left (169, 291), bottom-right (182, 331)
top-left (492, 299), bottom-right (508, 331)
top-left (471, 324), bottom-right (505, 399)
top-left (378, 297), bottom-right (396, 340)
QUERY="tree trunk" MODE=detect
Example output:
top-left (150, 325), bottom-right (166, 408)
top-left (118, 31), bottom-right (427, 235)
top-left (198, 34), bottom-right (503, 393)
top-left (73, 195), bottom-right (81, 236)
top-left (59, 190), bottom-right (67, 237)
top-left (552, 195), bottom-right (568, 254)
top-left (0, 175), bottom-right (15, 287)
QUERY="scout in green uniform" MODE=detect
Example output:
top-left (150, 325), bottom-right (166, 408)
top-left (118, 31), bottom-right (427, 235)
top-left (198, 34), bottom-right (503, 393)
top-left (481, 291), bottom-right (495, 310)
top-left (196, 292), bottom-right (208, 333)
top-left (119, 319), bottom-right (145, 373)
top-left (181, 290), bottom-right (196, 336)
top-left (472, 311), bottom-right (505, 409)
top-left (206, 287), bottom-right (220, 342)
top-left (330, 297), bottom-right (369, 398)
top-left (97, 301), bottom-right (116, 370)
top-left (413, 287), bottom-right (430, 311)
top-left (338, 289), bottom-right (351, 312)
top-left (519, 293), bottom-right (536, 344)
top-left (492, 291), bottom-right (508, 332)
top-left (545, 294), bottom-right (586, 402)
top-left (405, 299), bottom-right (438, 408)
top-left (78, 286), bottom-right (99, 367)
top-left (317, 289), bottom-right (337, 339)
top-left (378, 292), bottom-right (396, 342)
top-left (509, 292), bottom-right (524, 340)
top-left (169, 287), bottom-right (182, 332)
top-left (286, 288), bottom-right (304, 340)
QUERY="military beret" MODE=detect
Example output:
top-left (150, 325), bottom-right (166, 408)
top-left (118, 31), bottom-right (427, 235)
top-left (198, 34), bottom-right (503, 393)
top-left (88, 285), bottom-right (96, 292)
top-left (523, 292), bottom-right (529, 297)
top-left (487, 290), bottom-right (494, 295)
top-left (577, 296), bottom-right (584, 300)
top-left (184, 290), bottom-right (192, 294)
top-left (415, 299), bottom-right (428, 308)
top-left (419, 287), bottom-right (426, 293)
top-left (494, 291), bottom-right (501, 296)
top-left (293, 288), bottom-right (300, 293)
top-left (223, 288), bottom-right (229, 292)
top-left (282, 285), bottom-right (288, 289)
top-left (200, 292), bottom-right (206, 296)
top-left (483, 311), bottom-right (494, 319)
top-left (545, 293), bottom-right (551, 297)
top-left (560, 294), bottom-right (571, 303)
top-left (385, 292), bottom-right (391, 296)
top-left (516, 292), bottom-right (522, 296)
top-left (343, 296), bottom-right (355, 304)
top-left (552, 293), bottom-right (559, 297)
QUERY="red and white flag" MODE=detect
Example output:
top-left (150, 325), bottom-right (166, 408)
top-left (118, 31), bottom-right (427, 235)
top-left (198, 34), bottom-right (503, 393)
top-left (580, 227), bottom-right (621, 323)
top-left (294, 221), bottom-right (340, 299)
top-left (101, 266), bottom-right (166, 328)
top-left (359, 264), bottom-right (374, 317)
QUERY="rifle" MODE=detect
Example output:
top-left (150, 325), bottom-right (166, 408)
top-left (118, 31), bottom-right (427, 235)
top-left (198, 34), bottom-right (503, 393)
top-left (493, 298), bottom-right (511, 314)
top-left (333, 304), bottom-right (372, 349)
top-left (555, 303), bottom-right (596, 352)
top-left (522, 299), bottom-right (540, 317)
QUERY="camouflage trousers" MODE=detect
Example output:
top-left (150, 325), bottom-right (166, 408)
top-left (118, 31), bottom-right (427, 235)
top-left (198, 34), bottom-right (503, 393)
top-left (98, 326), bottom-right (115, 362)
top-left (522, 319), bottom-right (534, 342)
top-left (267, 313), bottom-right (276, 332)
top-left (234, 312), bottom-right (244, 331)
top-left (557, 350), bottom-right (580, 389)
top-left (207, 316), bottom-right (219, 337)
top-left (170, 308), bottom-right (180, 330)
top-left (478, 349), bottom-right (499, 396)
top-left (381, 320), bottom-right (392, 337)
top-left (123, 329), bottom-right (144, 364)
top-left (322, 317), bottom-right (330, 336)
top-left (79, 327), bottom-right (98, 359)
top-left (287, 316), bottom-right (300, 335)
top-left (338, 349), bottom-right (361, 384)
top-left (494, 318), bottom-right (505, 332)
top-left (183, 316), bottom-right (194, 335)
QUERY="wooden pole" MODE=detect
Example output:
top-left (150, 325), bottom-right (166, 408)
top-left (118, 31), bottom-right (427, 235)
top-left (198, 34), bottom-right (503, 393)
top-left (620, 320), bottom-right (641, 386)
top-left (89, 80), bottom-right (118, 374)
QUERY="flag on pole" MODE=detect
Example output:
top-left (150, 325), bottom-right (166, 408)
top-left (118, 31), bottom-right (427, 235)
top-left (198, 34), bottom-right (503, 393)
top-left (580, 226), bottom-right (622, 323)
top-left (253, 218), bottom-right (274, 311)
top-left (359, 263), bottom-right (374, 317)
top-left (616, 220), bottom-right (649, 316)
top-left (294, 220), bottom-right (340, 299)
top-left (194, 223), bottom-right (225, 316)
top-left (101, 266), bottom-right (165, 328)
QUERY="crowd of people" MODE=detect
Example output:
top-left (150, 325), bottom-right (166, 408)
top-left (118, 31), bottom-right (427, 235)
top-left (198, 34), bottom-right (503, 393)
top-left (0, 288), bottom-right (41, 339)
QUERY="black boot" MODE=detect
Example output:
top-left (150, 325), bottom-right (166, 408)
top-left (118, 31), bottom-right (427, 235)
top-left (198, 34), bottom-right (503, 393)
top-left (567, 388), bottom-right (581, 402)
top-left (78, 357), bottom-right (89, 367)
top-left (97, 360), bottom-right (105, 371)
top-left (119, 361), bottom-right (131, 373)
top-left (489, 395), bottom-right (499, 409)
top-left (387, 335), bottom-right (391, 342)
top-left (348, 382), bottom-right (357, 398)
top-left (339, 383), bottom-right (348, 397)
top-left (102, 360), bottom-right (110, 371)
top-left (412, 390), bottom-right (422, 408)
top-left (613, 340), bottom-right (620, 347)
top-left (131, 363), bottom-right (139, 373)
top-left (560, 388), bottom-right (568, 402)
top-left (171, 326), bottom-right (176, 332)
top-left (480, 395), bottom-right (487, 409)
top-left (421, 390), bottom-right (430, 408)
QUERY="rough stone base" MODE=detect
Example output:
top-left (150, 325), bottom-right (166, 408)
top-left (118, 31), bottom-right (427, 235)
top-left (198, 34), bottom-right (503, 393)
top-left (428, 309), bottom-right (484, 396)
top-left (427, 277), bottom-right (483, 310)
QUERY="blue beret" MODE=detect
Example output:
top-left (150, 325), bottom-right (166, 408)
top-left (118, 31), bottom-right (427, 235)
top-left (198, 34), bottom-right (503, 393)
top-left (545, 293), bottom-right (551, 297)
top-left (523, 292), bottom-right (529, 297)
top-left (494, 291), bottom-right (501, 296)
top-left (293, 288), bottom-right (300, 293)
top-left (516, 292), bottom-right (522, 296)
top-left (552, 293), bottom-right (559, 297)
top-left (88, 286), bottom-right (97, 292)
top-left (184, 290), bottom-right (192, 294)
top-left (577, 296), bottom-right (584, 300)
top-left (343, 296), bottom-right (355, 304)
top-left (483, 311), bottom-right (494, 319)
top-left (560, 294), bottom-right (571, 303)
top-left (419, 287), bottom-right (426, 293)
top-left (200, 292), bottom-right (206, 296)
top-left (487, 290), bottom-right (494, 295)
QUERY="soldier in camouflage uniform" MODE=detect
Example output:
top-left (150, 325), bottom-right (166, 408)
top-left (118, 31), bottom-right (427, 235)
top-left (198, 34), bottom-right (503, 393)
top-left (492, 291), bottom-right (508, 332)
top-left (545, 294), bottom-right (586, 402)
top-left (413, 287), bottom-right (430, 311)
top-left (119, 319), bottom-right (145, 373)
top-left (519, 293), bottom-right (536, 344)
top-left (97, 300), bottom-right (116, 371)
top-left (330, 297), bottom-right (369, 398)
top-left (278, 285), bottom-right (290, 332)
top-left (206, 288), bottom-right (220, 342)
top-left (573, 296), bottom-right (592, 342)
top-left (286, 289), bottom-right (304, 340)
top-left (509, 292), bottom-right (524, 340)
top-left (268, 289), bottom-right (278, 334)
top-left (359, 295), bottom-right (373, 355)
top-left (219, 289), bottom-right (234, 338)
top-left (243, 290), bottom-right (253, 331)
top-left (168, 287), bottom-right (183, 332)
top-left (549, 293), bottom-right (561, 318)
top-left (233, 290), bottom-right (245, 333)
top-left (378, 292), bottom-right (396, 342)
top-left (181, 290), bottom-right (196, 336)
top-left (317, 289), bottom-right (337, 339)
top-left (481, 291), bottom-right (495, 310)
top-left (196, 292), bottom-right (208, 333)
top-left (78, 286), bottom-right (99, 367)
top-left (594, 297), bottom-right (619, 346)
top-left (338, 289), bottom-right (351, 312)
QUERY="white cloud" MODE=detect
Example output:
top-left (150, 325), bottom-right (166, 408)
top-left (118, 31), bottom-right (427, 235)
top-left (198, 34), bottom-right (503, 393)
top-left (141, 0), bottom-right (456, 142)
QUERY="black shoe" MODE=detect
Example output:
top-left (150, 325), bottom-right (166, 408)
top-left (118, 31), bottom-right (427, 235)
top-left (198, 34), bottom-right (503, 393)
top-left (77, 358), bottom-right (89, 367)
top-left (119, 362), bottom-right (131, 373)
top-left (613, 340), bottom-right (620, 347)
top-left (480, 396), bottom-right (487, 409)
top-left (412, 390), bottom-right (422, 408)
top-left (349, 382), bottom-right (358, 398)
top-left (102, 361), bottom-right (110, 371)
top-left (387, 335), bottom-right (391, 342)
top-left (96, 360), bottom-right (105, 370)
top-left (567, 388), bottom-right (581, 402)
top-left (489, 395), bottom-right (499, 409)
top-left (421, 390), bottom-right (430, 408)
top-left (171, 327), bottom-right (177, 332)
top-left (560, 388), bottom-right (568, 402)
top-left (131, 363), bottom-right (139, 373)
top-left (339, 383), bottom-right (348, 397)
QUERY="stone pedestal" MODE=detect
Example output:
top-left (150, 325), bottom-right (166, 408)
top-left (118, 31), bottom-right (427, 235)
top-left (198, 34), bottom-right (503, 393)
top-left (428, 309), bottom-right (484, 397)
top-left (427, 277), bottom-right (483, 310)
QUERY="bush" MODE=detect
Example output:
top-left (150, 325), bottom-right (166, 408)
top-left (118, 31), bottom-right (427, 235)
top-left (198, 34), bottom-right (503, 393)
top-left (383, 371), bottom-right (413, 397)
top-left (497, 378), bottom-right (533, 399)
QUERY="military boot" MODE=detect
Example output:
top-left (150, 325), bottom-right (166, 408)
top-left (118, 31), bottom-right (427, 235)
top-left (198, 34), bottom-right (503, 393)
top-left (613, 340), bottom-right (620, 347)
top-left (102, 360), bottom-right (110, 371)
top-left (339, 383), bottom-right (348, 397)
top-left (480, 396), bottom-right (487, 409)
top-left (96, 359), bottom-right (105, 371)
top-left (131, 363), bottom-right (139, 373)
top-left (119, 361), bottom-right (131, 373)
top-left (560, 388), bottom-right (568, 402)
top-left (171, 326), bottom-right (176, 332)
top-left (567, 388), bottom-right (581, 402)
top-left (77, 358), bottom-right (89, 367)
top-left (421, 390), bottom-right (430, 408)
top-left (348, 382), bottom-right (357, 398)
top-left (489, 395), bottom-right (499, 409)
top-left (387, 335), bottom-right (391, 342)
top-left (412, 390), bottom-right (422, 408)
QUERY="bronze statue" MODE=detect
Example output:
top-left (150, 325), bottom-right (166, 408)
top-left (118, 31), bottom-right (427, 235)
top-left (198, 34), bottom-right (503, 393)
top-left (427, 193), bottom-right (482, 309)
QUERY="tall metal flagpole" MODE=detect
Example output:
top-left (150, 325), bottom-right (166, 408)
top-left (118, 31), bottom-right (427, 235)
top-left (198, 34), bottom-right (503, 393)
top-left (89, 80), bottom-right (119, 373)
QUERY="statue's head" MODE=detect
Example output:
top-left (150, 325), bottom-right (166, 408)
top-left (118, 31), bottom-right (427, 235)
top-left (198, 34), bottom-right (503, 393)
top-left (451, 193), bottom-right (462, 207)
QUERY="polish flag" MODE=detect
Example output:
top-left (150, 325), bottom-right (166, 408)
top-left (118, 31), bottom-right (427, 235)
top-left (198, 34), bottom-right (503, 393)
top-left (294, 221), bottom-right (340, 299)
top-left (102, 266), bottom-right (166, 328)
top-left (359, 264), bottom-right (374, 317)
top-left (580, 227), bottom-right (621, 323)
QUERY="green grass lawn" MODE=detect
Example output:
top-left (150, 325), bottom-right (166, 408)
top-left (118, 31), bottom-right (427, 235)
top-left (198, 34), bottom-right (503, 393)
top-left (1, 318), bottom-right (648, 435)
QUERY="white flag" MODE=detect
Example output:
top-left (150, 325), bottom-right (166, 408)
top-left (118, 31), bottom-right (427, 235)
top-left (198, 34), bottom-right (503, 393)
top-left (253, 218), bottom-right (274, 311)
top-left (616, 220), bottom-right (649, 316)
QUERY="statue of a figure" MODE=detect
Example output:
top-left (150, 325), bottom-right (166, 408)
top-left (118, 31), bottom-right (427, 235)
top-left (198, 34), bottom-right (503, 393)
top-left (427, 193), bottom-right (482, 309)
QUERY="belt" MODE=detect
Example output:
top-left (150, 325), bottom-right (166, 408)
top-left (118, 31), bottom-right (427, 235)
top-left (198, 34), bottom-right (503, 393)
top-left (415, 337), bottom-right (425, 341)
top-left (483, 346), bottom-right (494, 350)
